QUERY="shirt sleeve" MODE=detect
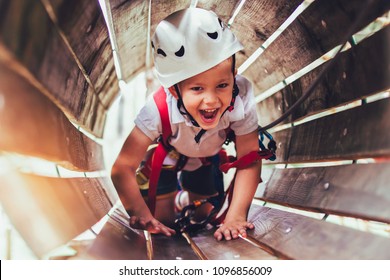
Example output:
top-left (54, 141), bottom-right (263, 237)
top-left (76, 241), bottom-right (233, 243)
top-left (134, 97), bottom-right (162, 141)
top-left (230, 76), bottom-right (259, 135)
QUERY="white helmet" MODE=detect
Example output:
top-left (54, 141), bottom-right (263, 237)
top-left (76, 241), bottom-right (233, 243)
top-left (151, 7), bottom-right (243, 88)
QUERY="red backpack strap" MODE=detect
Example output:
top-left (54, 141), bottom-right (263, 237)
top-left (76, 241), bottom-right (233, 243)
top-left (148, 87), bottom-right (171, 215)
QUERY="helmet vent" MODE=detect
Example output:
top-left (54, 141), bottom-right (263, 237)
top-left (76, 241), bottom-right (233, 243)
top-left (175, 46), bottom-right (185, 57)
top-left (157, 48), bottom-right (167, 57)
top-left (207, 32), bottom-right (218, 39)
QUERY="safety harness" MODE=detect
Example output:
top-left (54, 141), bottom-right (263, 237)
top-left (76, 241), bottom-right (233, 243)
top-left (142, 86), bottom-right (276, 233)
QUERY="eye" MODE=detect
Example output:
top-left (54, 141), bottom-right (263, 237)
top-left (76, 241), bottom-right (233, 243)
top-left (190, 86), bottom-right (203, 91)
top-left (217, 83), bottom-right (228, 88)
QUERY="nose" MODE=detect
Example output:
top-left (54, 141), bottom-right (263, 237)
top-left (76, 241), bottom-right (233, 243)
top-left (203, 90), bottom-right (219, 105)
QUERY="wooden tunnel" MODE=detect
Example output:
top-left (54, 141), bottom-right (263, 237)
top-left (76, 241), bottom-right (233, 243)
top-left (0, 0), bottom-right (389, 260)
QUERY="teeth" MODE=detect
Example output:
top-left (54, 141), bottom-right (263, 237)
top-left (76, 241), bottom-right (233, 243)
top-left (203, 109), bottom-right (217, 112)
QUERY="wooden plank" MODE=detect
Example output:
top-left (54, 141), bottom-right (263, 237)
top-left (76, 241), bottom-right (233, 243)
top-left (0, 0), bottom-right (107, 137)
top-left (0, 173), bottom-right (113, 258)
top-left (197, 0), bottom-right (238, 22)
top-left (258, 163), bottom-right (390, 223)
top-left (257, 25), bottom-right (390, 127)
top-left (151, 234), bottom-right (200, 260)
top-left (243, 0), bottom-right (390, 95)
top-left (271, 98), bottom-right (390, 163)
top-left (0, 62), bottom-right (104, 172)
top-left (189, 228), bottom-right (277, 260)
top-left (230, 0), bottom-right (302, 67)
top-left (45, 0), bottom-right (118, 109)
top-left (109, 0), bottom-right (148, 82)
top-left (72, 215), bottom-right (149, 260)
top-left (248, 205), bottom-right (390, 259)
top-left (110, 0), bottom-right (188, 83)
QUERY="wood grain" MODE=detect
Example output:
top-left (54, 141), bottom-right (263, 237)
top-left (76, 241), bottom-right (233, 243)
top-left (244, 0), bottom-right (390, 95)
top-left (257, 25), bottom-right (390, 127)
top-left (0, 0), bottom-right (113, 137)
top-left (258, 163), bottom-right (390, 223)
top-left (72, 216), bottom-right (148, 260)
top-left (45, 0), bottom-right (118, 109)
top-left (189, 228), bottom-right (277, 260)
top-left (0, 62), bottom-right (105, 171)
top-left (248, 205), bottom-right (390, 259)
top-left (271, 98), bottom-right (390, 163)
top-left (0, 173), bottom-right (113, 258)
top-left (230, 0), bottom-right (302, 67)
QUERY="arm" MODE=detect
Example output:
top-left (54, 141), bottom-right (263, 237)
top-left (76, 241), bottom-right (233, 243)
top-left (111, 126), bottom-right (175, 236)
top-left (214, 129), bottom-right (261, 241)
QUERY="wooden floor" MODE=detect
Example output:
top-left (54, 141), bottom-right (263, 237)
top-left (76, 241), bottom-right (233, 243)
top-left (62, 208), bottom-right (277, 260)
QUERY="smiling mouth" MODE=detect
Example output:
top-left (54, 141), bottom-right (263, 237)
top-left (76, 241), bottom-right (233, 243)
top-left (200, 108), bottom-right (218, 120)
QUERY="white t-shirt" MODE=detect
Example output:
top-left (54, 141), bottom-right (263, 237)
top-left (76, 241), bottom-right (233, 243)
top-left (135, 75), bottom-right (258, 171)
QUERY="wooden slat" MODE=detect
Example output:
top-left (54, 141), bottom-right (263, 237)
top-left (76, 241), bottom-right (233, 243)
top-left (229, 0), bottom-right (302, 67)
top-left (272, 98), bottom-right (390, 163)
top-left (151, 234), bottom-right (199, 260)
top-left (72, 216), bottom-right (148, 260)
top-left (45, 0), bottom-right (118, 109)
top-left (196, 0), bottom-right (238, 23)
top-left (0, 173), bottom-right (113, 258)
top-left (258, 163), bottom-right (390, 223)
top-left (244, 0), bottom-right (390, 95)
top-left (189, 228), bottom-right (277, 260)
top-left (0, 62), bottom-right (104, 171)
top-left (248, 205), bottom-right (390, 259)
top-left (257, 25), bottom-right (390, 127)
top-left (110, 0), bottom-right (188, 83)
top-left (0, 0), bottom-right (110, 137)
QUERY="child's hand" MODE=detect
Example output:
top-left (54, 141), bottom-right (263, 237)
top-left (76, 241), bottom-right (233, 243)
top-left (213, 218), bottom-right (254, 241)
top-left (129, 216), bottom-right (176, 237)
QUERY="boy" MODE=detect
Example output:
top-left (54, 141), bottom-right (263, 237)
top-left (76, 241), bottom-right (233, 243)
top-left (111, 7), bottom-right (261, 241)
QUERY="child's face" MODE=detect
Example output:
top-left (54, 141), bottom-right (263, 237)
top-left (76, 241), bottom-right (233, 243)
top-left (172, 58), bottom-right (235, 130)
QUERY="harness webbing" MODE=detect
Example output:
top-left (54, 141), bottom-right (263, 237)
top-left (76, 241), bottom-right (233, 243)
top-left (148, 87), bottom-right (172, 215)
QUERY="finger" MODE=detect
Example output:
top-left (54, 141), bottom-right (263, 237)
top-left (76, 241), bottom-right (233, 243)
top-left (230, 228), bottom-right (239, 239)
top-left (223, 229), bottom-right (232, 241)
top-left (129, 216), bottom-right (140, 227)
top-left (246, 222), bottom-right (255, 229)
top-left (238, 227), bottom-right (247, 238)
top-left (161, 226), bottom-right (175, 236)
top-left (145, 220), bottom-right (162, 233)
top-left (214, 229), bottom-right (223, 241)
